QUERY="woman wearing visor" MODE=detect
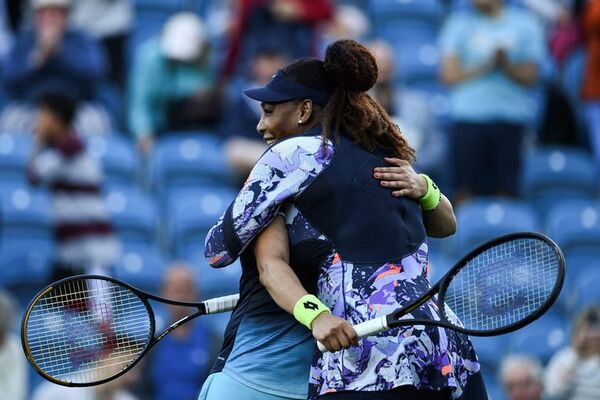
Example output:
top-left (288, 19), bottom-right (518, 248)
top-left (201, 40), bottom-right (486, 400)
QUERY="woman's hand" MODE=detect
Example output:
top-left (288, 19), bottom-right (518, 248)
top-left (311, 312), bottom-right (359, 352)
top-left (373, 157), bottom-right (427, 199)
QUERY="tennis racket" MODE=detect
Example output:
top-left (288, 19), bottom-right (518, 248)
top-left (318, 232), bottom-right (565, 352)
top-left (21, 275), bottom-right (239, 387)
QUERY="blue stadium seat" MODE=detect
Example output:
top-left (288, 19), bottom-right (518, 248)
top-left (405, 81), bottom-right (451, 126)
top-left (521, 147), bottom-right (597, 217)
top-left (378, 27), bottom-right (440, 84)
top-left (150, 133), bottom-right (234, 196)
top-left (104, 185), bottom-right (159, 245)
top-left (130, 0), bottom-right (213, 59)
top-left (0, 236), bottom-right (53, 290)
top-left (470, 335), bottom-right (509, 373)
top-left (0, 133), bottom-right (32, 182)
top-left (562, 48), bottom-right (586, 106)
top-left (450, 0), bottom-right (471, 10)
top-left (427, 252), bottom-right (454, 283)
top-left (573, 265), bottom-right (600, 309)
top-left (165, 186), bottom-right (237, 256)
top-left (86, 134), bottom-right (137, 186)
top-left (451, 0), bottom-right (524, 10)
top-left (0, 183), bottom-right (53, 292)
top-left (562, 48), bottom-right (588, 135)
top-left (546, 199), bottom-right (600, 268)
top-left (192, 258), bottom-right (242, 299)
top-left (113, 242), bottom-right (170, 292)
top-left (134, 0), bottom-right (187, 9)
top-left (369, 0), bottom-right (444, 28)
top-left (0, 183), bottom-right (52, 238)
top-left (454, 198), bottom-right (539, 256)
top-left (506, 312), bottom-right (568, 364)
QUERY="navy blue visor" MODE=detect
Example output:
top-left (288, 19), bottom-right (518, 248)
top-left (243, 70), bottom-right (331, 106)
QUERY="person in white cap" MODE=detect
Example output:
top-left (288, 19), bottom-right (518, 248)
top-left (1, 0), bottom-right (112, 136)
top-left (128, 12), bottom-right (218, 154)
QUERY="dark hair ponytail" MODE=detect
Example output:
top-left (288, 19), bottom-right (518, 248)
top-left (322, 40), bottom-right (415, 162)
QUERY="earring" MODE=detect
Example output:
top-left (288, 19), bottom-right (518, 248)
top-left (298, 120), bottom-right (303, 124)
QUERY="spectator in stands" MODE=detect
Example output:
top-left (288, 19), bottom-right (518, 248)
top-left (369, 40), bottom-right (447, 180)
top-left (0, 291), bottom-right (26, 400)
top-left (439, 0), bottom-right (544, 202)
top-left (221, 0), bottom-right (334, 80)
top-left (70, 0), bottom-right (132, 89)
top-left (544, 305), bottom-right (600, 399)
top-left (146, 264), bottom-right (215, 400)
top-left (530, 0), bottom-right (586, 67)
top-left (221, 47), bottom-right (289, 180)
top-left (0, 0), bottom-right (112, 136)
top-left (128, 12), bottom-right (219, 155)
top-left (28, 92), bottom-right (120, 282)
top-left (500, 354), bottom-right (544, 400)
top-left (583, 0), bottom-right (600, 167)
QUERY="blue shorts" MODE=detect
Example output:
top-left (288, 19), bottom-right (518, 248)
top-left (198, 371), bottom-right (297, 400)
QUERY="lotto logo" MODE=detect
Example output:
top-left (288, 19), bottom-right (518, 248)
top-left (303, 301), bottom-right (319, 311)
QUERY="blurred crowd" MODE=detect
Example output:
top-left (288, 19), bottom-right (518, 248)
top-left (0, 0), bottom-right (599, 399)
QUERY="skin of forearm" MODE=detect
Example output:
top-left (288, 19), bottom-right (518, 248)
top-left (500, 63), bottom-right (538, 86)
top-left (441, 58), bottom-right (490, 85)
top-left (257, 257), bottom-right (309, 314)
top-left (422, 195), bottom-right (457, 238)
top-left (254, 216), bottom-right (310, 315)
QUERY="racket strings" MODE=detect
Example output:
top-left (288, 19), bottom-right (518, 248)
top-left (443, 238), bottom-right (560, 332)
top-left (24, 278), bottom-right (152, 385)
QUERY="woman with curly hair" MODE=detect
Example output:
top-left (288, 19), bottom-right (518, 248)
top-left (202, 39), bottom-right (486, 400)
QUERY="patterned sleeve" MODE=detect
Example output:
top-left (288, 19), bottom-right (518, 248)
top-left (205, 136), bottom-right (334, 268)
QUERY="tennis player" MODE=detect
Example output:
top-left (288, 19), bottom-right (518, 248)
top-left (202, 39), bottom-right (486, 399)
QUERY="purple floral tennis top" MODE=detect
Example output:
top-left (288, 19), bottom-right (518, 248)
top-left (205, 129), bottom-right (482, 399)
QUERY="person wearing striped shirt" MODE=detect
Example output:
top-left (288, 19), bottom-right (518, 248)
top-left (28, 92), bottom-right (120, 282)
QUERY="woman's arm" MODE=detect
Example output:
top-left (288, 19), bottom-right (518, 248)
top-left (205, 136), bottom-right (334, 268)
top-left (440, 54), bottom-right (491, 86)
top-left (374, 158), bottom-right (456, 238)
top-left (495, 49), bottom-right (538, 87)
top-left (254, 215), bottom-right (305, 312)
top-left (254, 215), bottom-right (358, 352)
top-left (421, 194), bottom-right (456, 238)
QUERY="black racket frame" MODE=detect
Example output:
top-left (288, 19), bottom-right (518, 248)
top-left (384, 232), bottom-right (565, 336)
top-left (21, 274), bottom-right (212, 387)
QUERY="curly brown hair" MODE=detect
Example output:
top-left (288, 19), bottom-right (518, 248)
top-left (282, 40), bottom-right (415, 162)
top-left (323, 40), bottom-right (415, 161)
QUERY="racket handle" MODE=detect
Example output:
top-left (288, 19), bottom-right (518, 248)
top-left (317, 316), bottom-right (389, 352)
top-left (203, 294), bottom-right (240, 314)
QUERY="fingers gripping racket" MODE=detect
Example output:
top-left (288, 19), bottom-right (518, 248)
top-left (21, 275), bottom-right (239, 387)
top-left (318, 232), bottom-right (565, 352)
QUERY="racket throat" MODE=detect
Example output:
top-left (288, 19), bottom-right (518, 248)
top-left (155, 310), bottom-right (202, 342)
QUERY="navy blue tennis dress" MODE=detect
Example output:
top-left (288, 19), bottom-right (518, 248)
top-left (205, 126), bottom-right (484, 399)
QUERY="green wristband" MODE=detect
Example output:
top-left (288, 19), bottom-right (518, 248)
top-left (418, 174), bottom-right (441, 211)
top-left (293, 294), bottom-right (330, 330)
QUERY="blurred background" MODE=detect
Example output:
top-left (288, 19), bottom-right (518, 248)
top-left (0, 0), bottom-right (599, 399)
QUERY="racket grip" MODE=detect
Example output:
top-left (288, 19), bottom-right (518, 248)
top-left (204, 294), bottom-right (240, 314)
top-left (317, 316), bottom-right (389, 352)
